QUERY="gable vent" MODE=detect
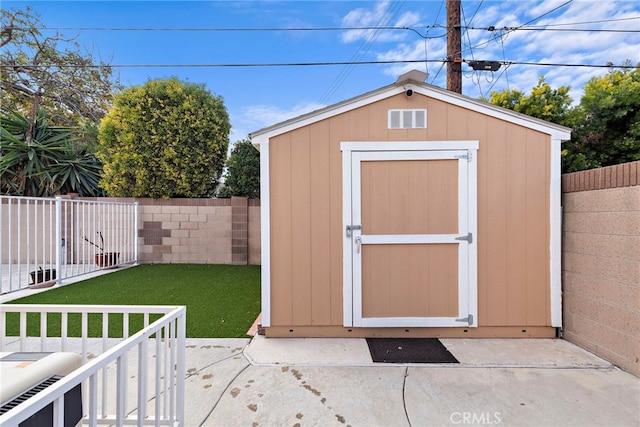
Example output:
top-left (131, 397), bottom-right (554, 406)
top-left (388, 109), bottom-right (427, 129)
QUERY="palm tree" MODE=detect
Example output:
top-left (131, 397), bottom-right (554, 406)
top-left (1, 108), bottom-right (103, 196)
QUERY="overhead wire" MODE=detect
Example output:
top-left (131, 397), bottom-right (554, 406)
top-left (464, 26), bottom-right (640, 33)
top-left (427, 0), bottom-right (448, 85)
top-left (498, 32), bottom-right (510, 92)
top-left (28, 14), bottom-right (638, 32)
top-left (451, 0), bottom-right (576, 95)
top-left (519, 0), bottom-right (574, 28)
top-left (3, 59), bottom-right (635, 69)
top-left (24, 23), bottom-right (638, 34)
top-left (525, 15), bottom-right (640, 27)
top-left (459, 0), bottom-right (573, 57)
top-left (424, 0), bottom-right (445, 81)
top-left (7, 0), bottom-right (636, 91)
top-left (461, 1), bottom-right (485, 98)
top-left (315, 0), bottom-right (405, 108)
top-left (28, 25), bottom-right (435, 32)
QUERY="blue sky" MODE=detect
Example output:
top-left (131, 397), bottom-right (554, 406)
top-left (4, 0), bottom-right (640, 142)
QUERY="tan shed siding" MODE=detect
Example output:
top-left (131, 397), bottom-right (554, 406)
top-left (270, 132), bottom-right (293, 326)
top-left (309, 119), bottom-right (333, 325)
top-left (477, 116), bottom-right (507, 325)
top-left (268, 92), bottom-right (552, 330)
top-left (290, 126), bottom-right (312, 326)
top-left (505, 124), bottom-right (529, 326)
top-left (478, 124), bottom-right (551, 327)
top-left (525, 130), bottom-right (551, 326)
top-left (438, 99), bottom-right (551, 327)
top-left (328, 116), bottom-right (345, 326)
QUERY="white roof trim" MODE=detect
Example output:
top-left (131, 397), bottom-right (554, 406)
top-left (250, 80), bottom-right (572, 146)
top-left (252, 85), bottom-right (406, 147)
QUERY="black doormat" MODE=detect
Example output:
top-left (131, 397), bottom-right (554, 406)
top-left (366, 338), bottom-right (459, 363)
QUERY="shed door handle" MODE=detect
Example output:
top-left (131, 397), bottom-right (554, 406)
top-left (355, 236), bottom-right (362, 253)
top-left (346, 224), bottom-right (361, 237)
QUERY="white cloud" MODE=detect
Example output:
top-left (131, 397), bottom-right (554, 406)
top-left (230, 101), bottom-right (326, 144)
top-left (341, 1), bottom-right (391, 43)
top-left (340, 1), bottom-right (421, 44)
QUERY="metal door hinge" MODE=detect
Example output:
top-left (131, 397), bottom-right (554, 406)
top-left (455, 152), bottom-right (472, 161)
top-left (455, 232), bottom-right (473, 243)
top-left (456, 314), bottom-right (474, 326)
top-left (346, 224), bottom-right (361, 237)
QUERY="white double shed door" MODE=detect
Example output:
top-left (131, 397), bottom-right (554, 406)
top-left (342, 141), bottom-right (478, 328)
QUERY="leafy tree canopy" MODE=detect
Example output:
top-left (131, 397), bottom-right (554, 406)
top-left (98, 77), bottom-right (230, 198)
top-left (487, 69), bottom-right (640, 172)
top-left (566, 67), bottom-right (640, 171)
top-left (1, 6), bottom-right (120, 147)
top-left (218, 139), bottom-right (260, 198)
top-left (488, 76), bottom-right (573, 126)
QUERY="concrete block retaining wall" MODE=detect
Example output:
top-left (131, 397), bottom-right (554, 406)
top-left (76, 196), bottom-right (261, 265)
top-left (562, 161), bottom-right (640, 376)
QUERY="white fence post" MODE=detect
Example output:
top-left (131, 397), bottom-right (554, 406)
top-left (56, 196), bottom-right (62, 287)
top-left (134, 201), bottom-right (139, 265)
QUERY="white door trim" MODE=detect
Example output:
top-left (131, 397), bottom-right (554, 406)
top-left (341, 141), bottom-right (478, 328)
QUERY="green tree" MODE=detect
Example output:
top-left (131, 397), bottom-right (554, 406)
top-left (488, 76), bottom-right (573, 126)
top-left (218, 139), bottom-right (260, 198)
top-left (565, 67), bottom-right (640, 171)
top-left (1, 108), bottom-right (103, 196)
top-left (98, 78), bottom-right (230, 198)
top-left (1, 7), bottom-right (119, 148)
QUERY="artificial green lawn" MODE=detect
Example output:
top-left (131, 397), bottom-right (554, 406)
top-left (5, 264), bottom-right (261, 338)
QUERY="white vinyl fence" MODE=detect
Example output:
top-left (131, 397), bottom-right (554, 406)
top-left (0, 304), bottom-right (186, 426)
top-left (1, 196), bottom-right (138, 294)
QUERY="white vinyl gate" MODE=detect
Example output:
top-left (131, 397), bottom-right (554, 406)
top-left (1, 196), bottom-right (138, 294)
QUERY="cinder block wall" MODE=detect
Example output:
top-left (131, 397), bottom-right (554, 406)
top-left (562, 161), bottom-right (639, 376)
top-left (137, 197), bottom-right (261, 265)
top-left (83, 197), bottom-right (261, 265)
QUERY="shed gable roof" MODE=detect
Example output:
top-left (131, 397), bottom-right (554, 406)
top-left (250, 72), bottom-right (572, 146)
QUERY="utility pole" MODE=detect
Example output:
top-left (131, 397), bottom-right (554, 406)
top-left (446, 0), bottom-right (462, 93)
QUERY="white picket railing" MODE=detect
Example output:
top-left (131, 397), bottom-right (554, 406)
top-left (0, 304), bottom-right (186, 426)
top-left (1, 196), bottom-right (138, 294)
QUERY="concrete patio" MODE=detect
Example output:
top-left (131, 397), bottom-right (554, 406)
top-left (3, 286), bottom-right (639, 426)
top-left (184, 336), bottom-right (640, 427)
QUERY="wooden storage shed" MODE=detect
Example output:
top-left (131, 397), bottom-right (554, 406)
top-left (251, 70), bottom-right (571, 338)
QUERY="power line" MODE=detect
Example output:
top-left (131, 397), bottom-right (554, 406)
top-left (24, 14), bottom-right (639, 32)
top-left (498, 60), bottom-right (637, 69)
top-left (28, 23), bottom-right (640, 35)
top-left (461, 1), bottom-right (485, 98)
top-left (519, 0), bottom-right (574, 28)
top-left (27, 25), bottom-right (439, 33)
top-left (460, 0), bottom-right (573, 57)
top-left (523, 16), bottom-right (640, 27)
top-left (465, 26), bottom-right (640, 33)
top-left (316, 1), bottom-right (406, 107)
top-left (2, 59), bottom-right (636, 69)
